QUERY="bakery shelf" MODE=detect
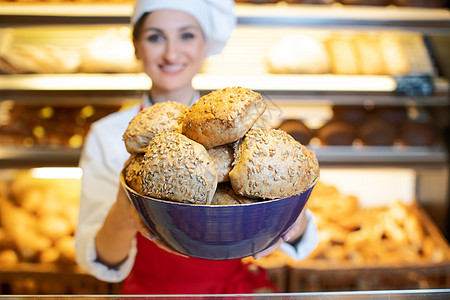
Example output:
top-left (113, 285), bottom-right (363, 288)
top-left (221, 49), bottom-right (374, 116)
top-left (0, 74), bottom-right (448, 107)
top-left (0, 147), bottom-right (81, 168)
top-left (0, 74), bottom-right (446, 94)
top-left (0, 74), bottom-right (149, 92)
top-left (236, 4), bottom-right (450, 33)
top-left (0, 145), bottom-right (446, 169)
top-left (0, 3), bottom-right (132, 25)
top-left (0, 263), bottom-right (121, 294)
top-left (262, 90), bottom-right (450, 107)
top-left (0, 3), bottom-right (448, 32)
top-left (313, 145), bottom-right (448, 166)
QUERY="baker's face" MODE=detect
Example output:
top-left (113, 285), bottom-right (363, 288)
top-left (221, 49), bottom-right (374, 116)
top-left (134, 10), bottom-right (208, 93)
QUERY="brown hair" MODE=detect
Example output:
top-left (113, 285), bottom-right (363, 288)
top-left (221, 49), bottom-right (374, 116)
top-left (132, 13), bottom-right (149, 42)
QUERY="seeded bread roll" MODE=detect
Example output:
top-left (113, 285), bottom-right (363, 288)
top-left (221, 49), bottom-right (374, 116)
top-left (123, 101), bottom-right (188, 154)
top-left (124, 154), bottom-right (145, 195)
top-left (182, 87), bottom-right (266, 149)
top-left (211, 183), bottom-right (255, 205)
top-left (140, 132), bottom-right (218, 205)
top-left (229, 128), bottom-right (319, 200)
top-left (206, 143), bottom-right (235, 183)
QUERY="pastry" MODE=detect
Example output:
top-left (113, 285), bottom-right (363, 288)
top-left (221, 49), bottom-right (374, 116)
top-left (39, 247), bottom-right (60, 264)
top-left (374, 106), bottom-right (407, 125)
top-left (55, 236), bottom-right (77, 265)
top-left (401, 121), bottom-right (436, 146)
top-left (317, 120), bottom-right (356, 146)
top-left (278, 119), bottom-right (312, 145)
top-left (37, 215), bottom-right (71, 242)
top-left (229, 127), bottom-right (319, 199)
top-left (0, 249), bottom-right (19, 265)
top-left (358, 117), bottom-right (398, 146)
top-left (392, 0), bottom-right (449, 8)
top-left (338, 0), bottom-right (390, 5)
top-left (182, 87), bottom-right (266, 149)
top-left (139, 132), bottom-right (218, 205)
top-left (332, 106), bottom-right (368, 125)
top-left (123, 101), bottom-right (189, 154)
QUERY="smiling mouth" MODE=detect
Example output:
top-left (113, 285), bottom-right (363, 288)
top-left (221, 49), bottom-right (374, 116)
top-left (161, 64), bottom-right (185, 73)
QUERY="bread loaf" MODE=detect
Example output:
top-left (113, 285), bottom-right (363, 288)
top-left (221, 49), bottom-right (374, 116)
top-left (354, 34), bottom-right (386, 75)
top-left (379, 33), bottom-right (410, 75)
top-left (267, 35), bottom-right (331, 74)
top-left (0, 45), bottom-right (81, 74)
top-left (326, 36), bottom-right (360, 75)
top-left (80, 29), bottom-right (142, 73)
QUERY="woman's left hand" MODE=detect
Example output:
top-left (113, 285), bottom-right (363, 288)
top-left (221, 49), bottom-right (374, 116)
top-left (252, 209), bottom-right (308, 260)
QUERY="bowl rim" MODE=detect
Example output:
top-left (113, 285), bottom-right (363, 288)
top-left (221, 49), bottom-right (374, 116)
top-left (120, 168), bottom-right (319, 208)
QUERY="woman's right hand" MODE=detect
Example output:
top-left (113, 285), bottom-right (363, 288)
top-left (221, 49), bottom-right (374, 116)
top-left (116, 183), bottom-right (188, 258)
top-left (115, 184), bottom-right (152, 239)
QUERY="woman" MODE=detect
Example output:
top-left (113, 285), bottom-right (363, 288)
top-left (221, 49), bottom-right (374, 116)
top-left (75, 0), bottom-right (317, 294)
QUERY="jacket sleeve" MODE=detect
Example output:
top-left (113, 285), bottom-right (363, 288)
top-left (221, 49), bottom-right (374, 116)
top-left (74, 121), bottom-right (137, 282)
top-left (279, 209), bottom-right (318, 261)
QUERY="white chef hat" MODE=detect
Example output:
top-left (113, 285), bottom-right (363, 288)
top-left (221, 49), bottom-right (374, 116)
top-left (131, 0), bottom-right (236, 56)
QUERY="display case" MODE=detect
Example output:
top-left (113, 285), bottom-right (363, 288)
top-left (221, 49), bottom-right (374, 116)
top-left (0, 3), bottom-right (448, 163)
top-left (0, 0), bottom-right (449, 295)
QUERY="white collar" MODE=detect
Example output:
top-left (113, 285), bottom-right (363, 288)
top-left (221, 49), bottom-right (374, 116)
top-left (142, 91), bottom-right (200, 108)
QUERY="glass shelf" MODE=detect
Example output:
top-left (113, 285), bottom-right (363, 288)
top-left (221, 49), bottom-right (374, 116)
top-left (0, 3), bottom-right (449, 32)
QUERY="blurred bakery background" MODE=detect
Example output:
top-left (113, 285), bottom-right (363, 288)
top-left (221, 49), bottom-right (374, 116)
top-left (0, 0), bottom-right (449, 295)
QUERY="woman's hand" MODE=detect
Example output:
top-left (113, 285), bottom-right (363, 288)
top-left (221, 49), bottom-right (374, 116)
top-left (115, 184), bottom-right (151, 238)
top-left (252, 209), bottom-right (308, 260)
top-left (117, 183), bottom-right (188, 258)
top-left (95, 185), bottom-right (143, 267)
top-left (95, 168), bottom-right (187, 267)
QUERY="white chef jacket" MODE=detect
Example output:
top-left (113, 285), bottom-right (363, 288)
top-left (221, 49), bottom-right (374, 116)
top-left (74, 95), bottom-right (318, 283)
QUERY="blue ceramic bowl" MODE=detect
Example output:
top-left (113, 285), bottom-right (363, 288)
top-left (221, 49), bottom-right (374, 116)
top-left (120, 170), bottom-right (317, 260)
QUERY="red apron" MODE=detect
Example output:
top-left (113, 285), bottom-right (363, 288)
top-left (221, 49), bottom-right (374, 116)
top-left (120, 234), bottom-right (278, 294)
